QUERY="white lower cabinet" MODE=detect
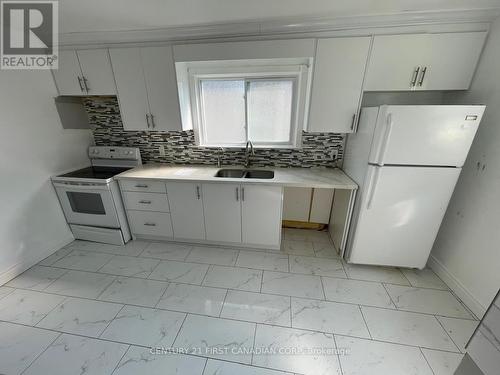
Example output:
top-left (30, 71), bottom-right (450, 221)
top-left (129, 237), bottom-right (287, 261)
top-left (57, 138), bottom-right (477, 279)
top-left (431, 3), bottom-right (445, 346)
top-left (121, 179), bottom-right (283, 248)
top-left (166, 182), bottom-right (206, 240)
top-left (127, 210), bottom-right (173, 237)
top-left (241, 185), bottom-right (282, 247)
top-left (202, 183), bottom-right (242, 243)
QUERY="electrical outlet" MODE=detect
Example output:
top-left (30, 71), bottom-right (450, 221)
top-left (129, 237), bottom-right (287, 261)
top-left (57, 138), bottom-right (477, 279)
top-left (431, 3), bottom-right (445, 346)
top-left (159, 145), bottom-right (165, 157)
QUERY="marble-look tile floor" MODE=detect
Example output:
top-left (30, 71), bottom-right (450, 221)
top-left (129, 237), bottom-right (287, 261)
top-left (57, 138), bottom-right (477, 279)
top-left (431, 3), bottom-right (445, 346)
top-left (0, 229), bottom-right (477, 375)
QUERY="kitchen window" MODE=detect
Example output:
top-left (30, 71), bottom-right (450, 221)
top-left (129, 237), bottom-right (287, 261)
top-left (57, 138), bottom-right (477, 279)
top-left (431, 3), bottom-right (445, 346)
top-left (176, 60), bottom-right (312, 148)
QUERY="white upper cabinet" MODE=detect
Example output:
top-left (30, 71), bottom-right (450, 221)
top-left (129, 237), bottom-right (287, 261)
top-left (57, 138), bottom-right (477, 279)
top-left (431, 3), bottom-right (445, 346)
top-left (422, 32), bottom-right (487, 90)
top-left (141, 47), bottom-right (182, 131)
top-left (52, 49), bottom-right (116, 95)
top-left (308, 37), bottom-right (371, 133)
top-left (109, 46), bottom-right (182, 131)
top-left (109, 48), bottom-right (150, 130)
top-left (365, 32), bottom-right (487, 91)
top-left (166, 182), bottom-right (206, 240)
top-left (202, 183), bottom-right (242, 244)
top-left (241, 185), bottom-right (282, 248)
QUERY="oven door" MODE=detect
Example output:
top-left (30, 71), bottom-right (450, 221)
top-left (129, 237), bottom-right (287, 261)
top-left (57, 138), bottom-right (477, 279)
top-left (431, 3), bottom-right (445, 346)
top-left (53, 182), bottom-right (121, 228)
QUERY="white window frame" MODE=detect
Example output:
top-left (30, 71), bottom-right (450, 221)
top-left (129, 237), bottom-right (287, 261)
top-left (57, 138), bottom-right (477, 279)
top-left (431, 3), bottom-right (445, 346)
top-left (176, 59), bottom-right (313, 148)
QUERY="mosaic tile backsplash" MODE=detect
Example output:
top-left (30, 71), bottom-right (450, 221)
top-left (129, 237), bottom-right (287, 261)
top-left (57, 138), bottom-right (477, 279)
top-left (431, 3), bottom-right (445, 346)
top-left (83, 97), bottom-right (344, 168)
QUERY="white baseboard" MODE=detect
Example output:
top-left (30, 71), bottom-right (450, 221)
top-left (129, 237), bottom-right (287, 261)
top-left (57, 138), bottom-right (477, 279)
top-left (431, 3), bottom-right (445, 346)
top-left (428, 254), bottom-right (487, 318)
top-left (0, 236), bottom-right (74, 286)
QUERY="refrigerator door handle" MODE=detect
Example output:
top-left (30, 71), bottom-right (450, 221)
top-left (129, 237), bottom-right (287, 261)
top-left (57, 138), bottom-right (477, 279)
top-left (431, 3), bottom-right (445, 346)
top-left (366, 167), bottom-right (380, 209)
top-left (377, 113), bottom-right (394, 165)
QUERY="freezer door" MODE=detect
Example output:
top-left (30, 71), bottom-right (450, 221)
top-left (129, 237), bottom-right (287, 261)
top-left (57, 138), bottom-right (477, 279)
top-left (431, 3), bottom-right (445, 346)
top-left (369, 105), bottom-right (485, 167)
top-left (347, 165), bottom-right (460, 269)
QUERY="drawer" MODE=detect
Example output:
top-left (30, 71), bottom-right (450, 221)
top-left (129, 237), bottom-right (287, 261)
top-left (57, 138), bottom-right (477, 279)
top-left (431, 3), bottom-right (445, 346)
top-left (122, 191), bottom-right (170, 212)
top-left (127, 210), bottom-right (173, 237)
top-left (120, 179), bottom-right (166, 193)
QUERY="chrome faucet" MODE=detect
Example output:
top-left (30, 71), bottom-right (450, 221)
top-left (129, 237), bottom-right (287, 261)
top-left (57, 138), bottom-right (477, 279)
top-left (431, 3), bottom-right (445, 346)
top-left (244, 141), bottom-right (254, 168)
top-left (217, 147), bottom-right (225, 168)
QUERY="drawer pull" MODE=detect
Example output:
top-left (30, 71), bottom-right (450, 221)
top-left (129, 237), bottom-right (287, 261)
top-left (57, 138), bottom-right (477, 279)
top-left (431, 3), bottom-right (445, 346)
top-left (135, 184), bottom-right (149, 188)
top-left (143, 222), bottom-right (156, 227)
top-left (139, 200), bottom-right (152, 204)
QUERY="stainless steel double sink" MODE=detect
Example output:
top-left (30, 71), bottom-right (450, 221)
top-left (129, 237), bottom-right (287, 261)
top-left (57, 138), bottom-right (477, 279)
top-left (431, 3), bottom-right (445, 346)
top-left (215, 169), bottom-right (274, 179)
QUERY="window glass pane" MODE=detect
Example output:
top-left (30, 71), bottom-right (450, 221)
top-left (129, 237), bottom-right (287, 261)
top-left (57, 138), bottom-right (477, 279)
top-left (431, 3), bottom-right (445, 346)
top-left (247, 80), bottom-right (293, 143)
top-left (200, 80), bottom-right (246, 145)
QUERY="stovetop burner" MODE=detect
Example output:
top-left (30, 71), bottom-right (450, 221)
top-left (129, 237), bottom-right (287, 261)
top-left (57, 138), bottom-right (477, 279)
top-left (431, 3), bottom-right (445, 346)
top-left (58, 166), bottom-right (132, 180)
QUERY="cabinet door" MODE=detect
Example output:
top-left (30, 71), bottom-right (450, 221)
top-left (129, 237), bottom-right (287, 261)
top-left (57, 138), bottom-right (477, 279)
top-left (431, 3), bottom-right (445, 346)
top-left (202, 183), bottom-right (241, 243)
top-left (141, 46), bottom-right (182, 131)
top-left (166, 182), bottom-right (206, 240)
top-left (309, 37), bottom-right (371, 133)
top-left (364, 34), bottom-right (428, 91)
top-left (77, 49), bottom-right (116, 95)
top-left (241, 185), bottom-right (282, 248)
top-left (423, 32), bottom-right (487, 90)
top-left (109, 48), bottom-right (151, 130)
top-left (52, 50), bottom-right (84, 95)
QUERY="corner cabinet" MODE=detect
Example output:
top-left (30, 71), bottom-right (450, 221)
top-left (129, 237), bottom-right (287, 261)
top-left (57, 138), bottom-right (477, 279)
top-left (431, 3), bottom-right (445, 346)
top-left (52, 49), bottom-right (116, 95)
top-left (364, 31), bottom-right (487, 91)
top-left (109, 46), bottom-right (182, 131)
top-left (308, 37), bottom-right (371, 133)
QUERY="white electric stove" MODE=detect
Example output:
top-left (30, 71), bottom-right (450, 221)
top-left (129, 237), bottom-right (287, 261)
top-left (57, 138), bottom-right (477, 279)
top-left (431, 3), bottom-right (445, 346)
top-left (52, 146), bottom-right (142, 245)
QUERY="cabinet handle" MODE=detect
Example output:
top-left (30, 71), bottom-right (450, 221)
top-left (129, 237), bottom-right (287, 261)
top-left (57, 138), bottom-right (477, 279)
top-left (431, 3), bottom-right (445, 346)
top-left (235, 187), bottom-right (239, 201)
top-left (82, 76), bottom-right (89, 92)
top-left (143, 223), bottom-right (156, 227)
top-left (139, 200), bottom-right (151, 204)
top-left (135, 184), bottom-right (149, 188)
top-left (77, 77), bottom-right (85, 92)
top-left (350, 113), bottom-right (357, 131)
top-left (195, 186), bottom-right (201, 200)
top-left (241, 187), bottom-right (245, 201)
top-left (145, 114), bottom-right (151, 128)
top-left (410, 67), bottom-right (420, 87)
top-left (417, 67), bottom-right (427, 86)
top-left (150, 114), bottom-right (156, 128)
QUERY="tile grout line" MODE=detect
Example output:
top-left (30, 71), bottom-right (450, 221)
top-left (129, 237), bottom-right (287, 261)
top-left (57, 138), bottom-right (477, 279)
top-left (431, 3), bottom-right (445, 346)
top-left (20, 332), bottom-right (63, 375)
top-left (434, 315), bottom-right (463, 353)
top-left (319, 276), bottom-right (327, 300)
top-left (419, 347), bottom-right (437, 375)
top-left (9, 275), bottom-right (479, 323)
top-left (332, 334), bottom-right (345, 375)
top-left (46, 244), bottom-right (452, 290)
top-left (98, 304), bottom-right (127, 339)
top-left (399, 269), bottom-right (413, 287)
top-left (250, 323), bottom-right (258, 365)
top-left (110, 344), bottom-right (132, 375)
top-left (0, 314), bottom-right (465, 361)
top-left (218, 289), bottom-right (229, 318)
top-left (33, 295), bottom-right (70, 329)
top-left (171, 313), bottom-right (189, 347)
top-left (357, 305), bottom-right (373, 339)
top-left (381, 282), bottom-right (399, 310)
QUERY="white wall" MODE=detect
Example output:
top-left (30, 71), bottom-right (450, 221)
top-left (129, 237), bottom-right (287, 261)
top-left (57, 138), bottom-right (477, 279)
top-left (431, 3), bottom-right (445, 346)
top-left (0, 70), bottom-right (92, 284)
top-left (430, 18), bottom-right (500, 317)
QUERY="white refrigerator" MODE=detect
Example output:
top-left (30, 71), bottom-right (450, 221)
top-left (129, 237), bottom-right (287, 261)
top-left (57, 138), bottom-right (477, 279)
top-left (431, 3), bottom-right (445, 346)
top-left (343, 105), bottom-right (485, 269)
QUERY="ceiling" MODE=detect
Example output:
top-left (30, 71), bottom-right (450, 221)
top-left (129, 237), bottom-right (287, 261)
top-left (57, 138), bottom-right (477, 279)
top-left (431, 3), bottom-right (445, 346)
top-left (59, 0), bottom-right (500, 34)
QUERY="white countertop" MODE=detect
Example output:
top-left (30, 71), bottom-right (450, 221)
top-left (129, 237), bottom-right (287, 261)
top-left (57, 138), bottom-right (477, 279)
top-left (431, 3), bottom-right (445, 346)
top-left (115, 164), bottom-right (358, 190)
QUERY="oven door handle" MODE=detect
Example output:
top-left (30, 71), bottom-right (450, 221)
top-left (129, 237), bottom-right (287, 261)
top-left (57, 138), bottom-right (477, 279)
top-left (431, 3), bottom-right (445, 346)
top-left (52, 182), bottom-right (110, 191)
